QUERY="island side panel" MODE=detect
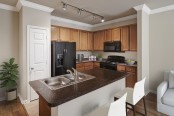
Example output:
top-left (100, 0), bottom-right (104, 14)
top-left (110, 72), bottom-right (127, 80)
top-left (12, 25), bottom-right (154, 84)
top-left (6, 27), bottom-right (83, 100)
top-left (39, 96), bottom-right (51, 116)
top-left (56, 78), bottom-right (125, 116)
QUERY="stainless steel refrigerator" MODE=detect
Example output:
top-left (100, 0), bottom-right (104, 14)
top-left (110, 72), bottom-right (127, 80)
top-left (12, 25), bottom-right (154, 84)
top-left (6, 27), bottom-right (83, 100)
top-left (51, 42), bottom-right (76, 77)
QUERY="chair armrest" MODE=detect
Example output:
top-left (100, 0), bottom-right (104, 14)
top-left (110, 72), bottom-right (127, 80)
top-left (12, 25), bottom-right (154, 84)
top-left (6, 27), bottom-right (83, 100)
top-left (157, 81), bottom-right (168, 103)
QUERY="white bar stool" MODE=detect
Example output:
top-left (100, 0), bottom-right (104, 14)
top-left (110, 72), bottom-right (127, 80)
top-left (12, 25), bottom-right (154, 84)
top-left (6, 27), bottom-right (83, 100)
top-left (86, 93), bottom-right (127, 116)
top-left (114, 78), bottom-right (147, 116)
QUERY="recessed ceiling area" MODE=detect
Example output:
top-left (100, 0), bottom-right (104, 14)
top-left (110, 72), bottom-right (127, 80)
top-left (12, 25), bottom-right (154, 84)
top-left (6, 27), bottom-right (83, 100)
top-left (1, 0), bottom-right (174, 24)
top-left (26, 0), bottom-right (174, 24)
top-left (0, 0), bottom-right (18, 6)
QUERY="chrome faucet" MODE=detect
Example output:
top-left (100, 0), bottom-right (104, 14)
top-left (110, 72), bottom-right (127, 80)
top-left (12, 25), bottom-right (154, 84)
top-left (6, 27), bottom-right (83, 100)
top-left (67, 68), bottom-right (78, 82)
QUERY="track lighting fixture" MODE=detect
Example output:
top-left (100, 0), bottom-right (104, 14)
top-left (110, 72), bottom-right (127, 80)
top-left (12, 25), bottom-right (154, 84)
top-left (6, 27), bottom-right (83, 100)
top-left (61, 2), bottom-right (105, 23)
top-left (62, 3), bottom-right (67, 10)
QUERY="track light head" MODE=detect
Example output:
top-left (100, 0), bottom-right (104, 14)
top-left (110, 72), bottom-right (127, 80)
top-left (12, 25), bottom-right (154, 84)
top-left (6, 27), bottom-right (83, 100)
top-left (77, 9), bottom-right (82, 15)
top-left (101, 17), bottom-right (105, 23)
top-left (62, 3), bottom-right (67, 10)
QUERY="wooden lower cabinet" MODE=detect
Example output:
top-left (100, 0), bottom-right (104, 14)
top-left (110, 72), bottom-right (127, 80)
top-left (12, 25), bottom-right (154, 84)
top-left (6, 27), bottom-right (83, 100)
top-left (93, 62), bottom-right (100, 68)
top-left (76, 62), bottom-right (100, 71)
top-left (117, 65), bottom-right (137, 88)
top-left (76, 63), bottom-right (85, 72)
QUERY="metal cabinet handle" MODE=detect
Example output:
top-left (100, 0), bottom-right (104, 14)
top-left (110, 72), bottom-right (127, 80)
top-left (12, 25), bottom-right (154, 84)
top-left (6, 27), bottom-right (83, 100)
top-left (31, 67), bottom-right (34, 70)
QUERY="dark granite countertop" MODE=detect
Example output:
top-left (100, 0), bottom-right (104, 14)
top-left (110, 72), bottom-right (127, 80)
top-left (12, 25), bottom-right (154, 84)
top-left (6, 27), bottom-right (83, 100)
top-left (29, 68), bottom-right (128, 107)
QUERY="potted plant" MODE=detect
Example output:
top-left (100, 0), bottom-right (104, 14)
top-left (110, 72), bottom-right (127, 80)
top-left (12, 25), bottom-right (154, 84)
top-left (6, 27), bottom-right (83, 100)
top-left (0, 58), bottom-right (19, 101)
top-left (97, 54), bottom-right (103, 61)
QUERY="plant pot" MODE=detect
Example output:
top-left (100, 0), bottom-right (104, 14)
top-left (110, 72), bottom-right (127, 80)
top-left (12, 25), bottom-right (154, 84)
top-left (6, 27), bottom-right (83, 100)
top-left (98, 58), bottom-right (103, 61)
top-left (7, 88), bottom-right (17, 101)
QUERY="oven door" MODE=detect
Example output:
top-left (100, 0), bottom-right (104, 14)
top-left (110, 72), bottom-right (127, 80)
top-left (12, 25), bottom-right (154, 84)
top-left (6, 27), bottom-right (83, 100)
top-left (100, 62), bottom-right (116, 70)
top-left (104, 41), bottom-right (121, 52)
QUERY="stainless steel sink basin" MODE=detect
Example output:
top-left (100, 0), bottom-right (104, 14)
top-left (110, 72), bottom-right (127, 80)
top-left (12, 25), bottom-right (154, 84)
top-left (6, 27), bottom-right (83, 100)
top-left (40, 73), bottom-right (95, 90)
top-left (41, 76), bottom-right (74, 90)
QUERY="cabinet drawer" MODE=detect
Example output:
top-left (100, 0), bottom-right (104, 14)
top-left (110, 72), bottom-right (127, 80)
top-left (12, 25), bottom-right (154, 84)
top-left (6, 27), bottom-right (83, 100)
top-left (93, 62), bottom-right (100, 68)
top-left (76, 67), bottom-right (84, 72)
top-left (84, 62), bottom-right (93, 67)
top-left (85, 66), bottom-right (93, 70)
top-left (117, 65), bottom-right (126, 71)
top-left (126, 66), bottom-right (136, 73)
top-left (76, 63), bottom-right (84, 68)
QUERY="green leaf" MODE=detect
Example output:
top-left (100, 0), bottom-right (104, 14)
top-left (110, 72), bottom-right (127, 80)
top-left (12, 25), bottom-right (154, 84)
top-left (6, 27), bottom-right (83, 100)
top-left (0, 58), bottom-right (18, 89)
top-left (9, 58), bottom-right (15, 65)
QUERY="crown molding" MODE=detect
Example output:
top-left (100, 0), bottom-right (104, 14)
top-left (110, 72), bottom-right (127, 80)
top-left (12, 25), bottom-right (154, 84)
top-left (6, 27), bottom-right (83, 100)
top-left (93, 14), bottom-right (137, 27)
top-left (134, 4), bottom-right (151, 14)
top-left (16, 0), bottom-right (54, 12)
top-left (51, 16), bottom-right (93, 28)
top-left (16, 0), bottom-right (22, 11)
top-left (151, 4), bottom-right (174, 14)
top-left (0, 3), bottom-right (18, 12)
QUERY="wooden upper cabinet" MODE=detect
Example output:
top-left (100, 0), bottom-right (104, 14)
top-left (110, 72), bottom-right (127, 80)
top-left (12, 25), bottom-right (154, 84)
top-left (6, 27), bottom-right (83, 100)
top-left (105, 29), bottom-right (112, 42)
top-left (93, 31), bottom-right (105, 51)
top-left (80, 31), bottom-right (88, 50)
top-left (59, 27), bottom-right (70, 42)
top-left (70, 29), bottom-right (80, 50)
top-left (130, 24), bottom-right (137, 51)
top-left (112, 28), bottom-right (121, 41)
top-left (87, 32), bottom-right (93, 51)
top-left (51, 26), bottom-right (59, 41)
top-left (121, 26), bottom-right (130, 51)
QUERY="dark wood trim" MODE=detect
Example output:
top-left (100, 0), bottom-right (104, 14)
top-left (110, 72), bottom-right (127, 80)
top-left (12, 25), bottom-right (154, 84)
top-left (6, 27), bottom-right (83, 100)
top-left (39, 96), bottom-right (51, 116)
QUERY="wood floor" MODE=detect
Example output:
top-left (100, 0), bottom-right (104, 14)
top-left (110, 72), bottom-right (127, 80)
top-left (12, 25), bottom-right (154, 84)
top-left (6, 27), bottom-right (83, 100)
top-left (0, 98), bottom-right (28, 116)
top-left (0, 93), bottom-right (167, 116)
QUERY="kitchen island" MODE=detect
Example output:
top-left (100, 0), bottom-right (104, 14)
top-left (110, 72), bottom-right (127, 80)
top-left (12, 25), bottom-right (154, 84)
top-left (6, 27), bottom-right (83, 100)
top-left (29, 68), bottom-right (127, 116)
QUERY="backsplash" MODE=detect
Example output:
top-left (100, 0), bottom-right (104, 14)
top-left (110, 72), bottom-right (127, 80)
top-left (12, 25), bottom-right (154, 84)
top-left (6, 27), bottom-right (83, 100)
top-left (76, 51), bottom-right (93, 59)
top-left (93, 51), bottom-right (137, 60)
top-left (76, 51), bottom-right (137, 61)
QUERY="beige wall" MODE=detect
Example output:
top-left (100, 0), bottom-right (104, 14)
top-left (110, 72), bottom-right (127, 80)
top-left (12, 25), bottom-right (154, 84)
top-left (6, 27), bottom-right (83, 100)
top-left (149, 9), bottom-right (174, 92)
top-left (0, 9), bottom-right (19, 101)
top-left (18, 6), bottom-right (51, 101)
top-left (136, 9), bottom-right (149, 94)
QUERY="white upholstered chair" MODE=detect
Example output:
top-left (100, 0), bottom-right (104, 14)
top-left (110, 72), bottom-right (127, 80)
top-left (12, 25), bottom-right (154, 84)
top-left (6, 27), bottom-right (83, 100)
top-left (87, 93), bottom-right (127, 116)
top-left (157, 71), bottom-right (174, 115)
top-left (114, 77), bottom-right (146, 116)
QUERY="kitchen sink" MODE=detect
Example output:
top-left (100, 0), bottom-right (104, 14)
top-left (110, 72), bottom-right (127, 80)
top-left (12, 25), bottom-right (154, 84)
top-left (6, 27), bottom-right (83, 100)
top-left (40, 73), bottom-right (95, 90)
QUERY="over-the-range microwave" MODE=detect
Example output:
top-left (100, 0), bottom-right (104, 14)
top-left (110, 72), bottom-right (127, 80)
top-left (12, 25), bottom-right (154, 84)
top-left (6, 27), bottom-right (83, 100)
top-left (104, 41), bottom-right (121, 52)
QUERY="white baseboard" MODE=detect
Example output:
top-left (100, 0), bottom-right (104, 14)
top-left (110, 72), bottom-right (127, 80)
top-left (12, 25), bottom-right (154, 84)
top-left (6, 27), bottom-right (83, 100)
top-left (18, 93), bottom-right (30, 104)
top-left (149, 90), bottom-right (157, 94)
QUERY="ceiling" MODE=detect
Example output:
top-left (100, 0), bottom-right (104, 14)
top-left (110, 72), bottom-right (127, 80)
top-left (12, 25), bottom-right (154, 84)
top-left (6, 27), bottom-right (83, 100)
top-left (0, 0), bottom-right (18, 6)
top-left (1, 0), bottom-right (174, 24)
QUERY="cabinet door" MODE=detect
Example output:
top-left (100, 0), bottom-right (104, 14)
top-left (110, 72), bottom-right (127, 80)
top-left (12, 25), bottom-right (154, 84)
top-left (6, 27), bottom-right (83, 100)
top-left (51, 26), bottom-right (59, 41)
top-left (80, 31), bottom-right (88, 50)
top-left (70, 29), bottom-right (80, 51)
top-left (126, 73), bottom-right (137, 88)
top-left (112, 28), bottom-right (121, 41)
top-left (105, 29), bottom-right (112, 42)
top-left (87, 32), bottom-right (93, 51)
top-left (93, 31), bottom-right (105, 50)
top-left (121, 26), bottom-right (130, 51)
top-left (59, 27), bottom-right (70, 42)
top-left (93, 62), bottom-right (100, 68)
top-left (126, 66), bottom-right (137, 88)
top-left (130, 24), bottom-right (137, 51)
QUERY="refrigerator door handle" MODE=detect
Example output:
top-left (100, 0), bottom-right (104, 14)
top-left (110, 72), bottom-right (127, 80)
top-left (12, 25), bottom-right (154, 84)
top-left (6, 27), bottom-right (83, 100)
top-left (66, 49), bottom-right (68, 53)
top-left (63, 49), bottom-right (66, 53)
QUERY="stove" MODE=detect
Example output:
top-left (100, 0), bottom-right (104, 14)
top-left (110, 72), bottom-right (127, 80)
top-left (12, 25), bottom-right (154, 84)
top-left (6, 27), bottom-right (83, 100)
top-left (100, 55), bottom-right (125, 70)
